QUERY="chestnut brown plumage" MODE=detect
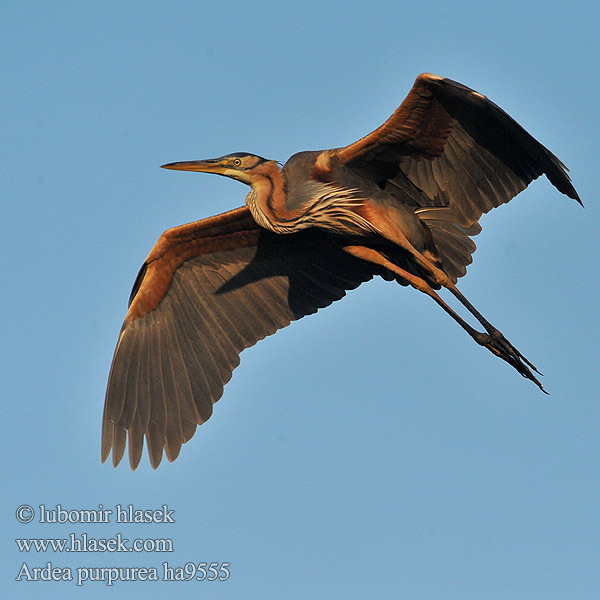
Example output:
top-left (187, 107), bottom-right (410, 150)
top-left (103, 73), bottom-right (580, 469)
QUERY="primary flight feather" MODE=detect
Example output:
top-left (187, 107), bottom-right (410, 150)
top-left (103, 74), bottom-right (580, 469)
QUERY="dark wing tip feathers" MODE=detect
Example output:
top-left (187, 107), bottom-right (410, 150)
top-left (104, 75), bottom-right (580, 469)
top-left (420, 73), bottom-right (581, 204)
top-left (342, 72), bottom-right (580, 206)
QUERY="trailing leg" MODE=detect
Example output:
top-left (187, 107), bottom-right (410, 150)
top-left (342, 244), bottom-right (546, 392)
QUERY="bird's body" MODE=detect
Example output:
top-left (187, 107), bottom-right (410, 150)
top-left (103, 74), bottom-right (580, 469)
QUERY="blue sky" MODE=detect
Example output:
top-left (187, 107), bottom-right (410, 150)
top-left (3, 1), bottom-right (599, 598)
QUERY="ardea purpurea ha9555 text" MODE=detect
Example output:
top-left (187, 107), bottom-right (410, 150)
top-left (102, 73), bottom-right (581, 469)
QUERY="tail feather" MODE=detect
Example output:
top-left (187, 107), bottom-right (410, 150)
top-left (417, 207), bottom-right (482, 283)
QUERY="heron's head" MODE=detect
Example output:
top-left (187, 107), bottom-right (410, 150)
top-left (161, 153), bottom-right (277, 187)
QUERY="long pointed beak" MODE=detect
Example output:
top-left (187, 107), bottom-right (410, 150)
top-left (160, 159), bottom-right (227, 174)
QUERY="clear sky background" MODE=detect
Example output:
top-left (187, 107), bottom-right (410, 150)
top-left (2, 1), bottom-right (599, 598)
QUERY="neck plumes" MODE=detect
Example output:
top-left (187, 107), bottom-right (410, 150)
top-left (244, 158), bottom-right (380, 237)
top-left (244, 161), bottom-right (300, 234)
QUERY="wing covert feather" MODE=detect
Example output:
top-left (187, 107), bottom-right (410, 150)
top-left (103, 208), bottom-right (375, 469)
top-left (335, 73), bottom-right (579, 280)
top-left (336, 73), bottom-right (580, 229)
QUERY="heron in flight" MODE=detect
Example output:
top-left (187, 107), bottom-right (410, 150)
top-left (103, 73), bottom-right (580, 469)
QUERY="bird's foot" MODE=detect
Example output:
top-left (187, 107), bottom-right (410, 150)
top-left (474, 330), bottom-right (548, 394)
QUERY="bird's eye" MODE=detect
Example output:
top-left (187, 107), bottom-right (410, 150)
top-left (232, 158), bottom-right (242, 167)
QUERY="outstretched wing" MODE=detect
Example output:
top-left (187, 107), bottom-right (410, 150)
top-left (337, 72), bottom-right (580, 221)
top-left (336, 73), bottom-right (580, 279)
top-left (102, 206), bottom-right (375, 469)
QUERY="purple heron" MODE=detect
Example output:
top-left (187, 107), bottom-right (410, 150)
top-left (103, 73), bottom-right (580, 469)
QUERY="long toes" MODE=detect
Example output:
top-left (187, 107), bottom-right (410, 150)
top-left (475, 332), bottom-right (548, 394)
top-left (487, 328), bottom-right (542, 375)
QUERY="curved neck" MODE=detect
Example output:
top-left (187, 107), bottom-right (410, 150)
top-left (245, 161), bottom-right (301, 233)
